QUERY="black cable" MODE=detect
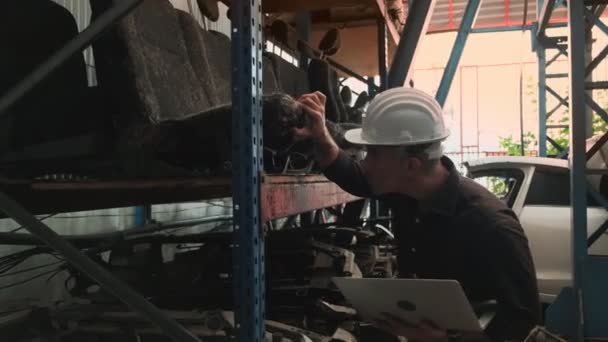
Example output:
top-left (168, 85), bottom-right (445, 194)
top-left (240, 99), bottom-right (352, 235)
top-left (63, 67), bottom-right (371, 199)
top-left (0, 268), bottom-right (63, 291)
top-left (0, 261), bottom-right (64, 278)
top-left (45, 267), bottom-right (65, 283)
top-left (0, 248), bottom-right (60, 275)
top-left (8, 213), bottom-right (57, 233)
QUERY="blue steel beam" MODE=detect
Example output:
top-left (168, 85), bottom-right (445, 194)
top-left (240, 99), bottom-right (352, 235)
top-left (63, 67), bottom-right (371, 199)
top-left (388, 0), bottom-right (437, 88)
top-left (585, 44), bottom-right (608, 76)
top-left (586, 93), bottom-right (608, 123)
top-left (584, 7), bottom-right (608, 36)
top-left (537, 0), bottom-right (557, 39)
top-left (231, 0), bottom-right (265, 341)
top-left (471, 22), bottom-right (567, 34)
top-left (586, 187), bottom-right (608, 247)
top-left (436, 0), bottom-right (481, 106)
top-left (546, 49), bottom-right (566, 67)
top-left (567, 1), bottom-right (588, 340)
top-left (546, 85), bottom-right (570, 107)
top-left (536, 24), bottom-right (548, 157)
top-left (378, 19), bottom-right (389, 91)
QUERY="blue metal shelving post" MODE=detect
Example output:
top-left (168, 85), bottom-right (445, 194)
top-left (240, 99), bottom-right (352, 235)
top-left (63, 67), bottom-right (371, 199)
top-left (231, 0), bottom-right (265, 341)
top-left (566, 2), bottom-right (588, 340)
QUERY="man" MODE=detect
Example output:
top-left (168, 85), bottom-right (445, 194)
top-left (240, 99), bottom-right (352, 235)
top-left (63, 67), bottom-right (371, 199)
top-left (293, 88), bottom-right (541, 342)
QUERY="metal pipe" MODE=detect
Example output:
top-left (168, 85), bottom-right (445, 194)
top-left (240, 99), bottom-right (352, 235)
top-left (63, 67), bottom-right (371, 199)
top-left (0, 192), bottom-right (200, 342)
top-left (0, 0), bottom-right (142, 118)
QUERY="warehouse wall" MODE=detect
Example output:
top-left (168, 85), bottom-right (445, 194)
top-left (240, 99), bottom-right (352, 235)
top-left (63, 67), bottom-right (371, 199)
top-left (0, 0), bottom-right (233, 306)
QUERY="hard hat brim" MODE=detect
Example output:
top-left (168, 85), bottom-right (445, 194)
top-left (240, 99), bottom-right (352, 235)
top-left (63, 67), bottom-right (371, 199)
top-left (344, 127), bottom-right (450, 146)
top-left (344, 128), bottom-right (372, 145)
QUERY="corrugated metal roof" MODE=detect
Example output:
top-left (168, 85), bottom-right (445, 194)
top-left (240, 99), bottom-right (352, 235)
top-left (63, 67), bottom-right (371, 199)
top-left (424, 0), bottom-right (568, 33)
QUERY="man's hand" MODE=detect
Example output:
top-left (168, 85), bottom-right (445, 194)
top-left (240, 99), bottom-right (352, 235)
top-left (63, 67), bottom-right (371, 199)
top-left (374, 313), bottom-right (448, 342)
top-left (293, 91), bottom-right (340, 168)
top-left (293, 91), bottom-right (328, 142)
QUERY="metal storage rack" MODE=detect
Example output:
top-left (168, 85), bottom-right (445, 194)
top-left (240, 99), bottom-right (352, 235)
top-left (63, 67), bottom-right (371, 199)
top-left (0, 0), bottom-right (360, 341)
top-left (5, 0), bottom-right (608, 341)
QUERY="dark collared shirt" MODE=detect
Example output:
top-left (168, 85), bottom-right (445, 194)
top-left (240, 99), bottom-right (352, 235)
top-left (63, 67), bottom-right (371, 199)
top-left (324, 152), bottom-right (541, 342)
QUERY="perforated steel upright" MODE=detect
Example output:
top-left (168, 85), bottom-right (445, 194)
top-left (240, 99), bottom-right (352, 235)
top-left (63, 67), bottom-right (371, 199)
top-left (230, 0), bottom-right (265, 341)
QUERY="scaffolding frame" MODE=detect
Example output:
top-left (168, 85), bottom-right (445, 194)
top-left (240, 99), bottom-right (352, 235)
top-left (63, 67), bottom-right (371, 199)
top-left (534, 1), bottom-right (608, 340)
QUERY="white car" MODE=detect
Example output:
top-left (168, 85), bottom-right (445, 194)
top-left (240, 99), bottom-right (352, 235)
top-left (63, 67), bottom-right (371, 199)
top-left (464, 151), bottom-right (608, 304)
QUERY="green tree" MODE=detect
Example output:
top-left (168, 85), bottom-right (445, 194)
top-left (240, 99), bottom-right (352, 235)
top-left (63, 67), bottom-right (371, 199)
top-left (498, 132), bottom-right (537, 156)
top-left (545, 114), bottom-right (608, 156)
top-left (498, 84), bottom-right (608, 156)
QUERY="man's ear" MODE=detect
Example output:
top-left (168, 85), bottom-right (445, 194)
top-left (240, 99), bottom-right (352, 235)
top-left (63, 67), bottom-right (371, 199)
top-left (403, 156), bottom-right (423, 173)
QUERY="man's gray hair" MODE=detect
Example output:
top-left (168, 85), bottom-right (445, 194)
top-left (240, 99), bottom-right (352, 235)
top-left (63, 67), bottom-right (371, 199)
top-left (398, 142), bottom-right (443, 170)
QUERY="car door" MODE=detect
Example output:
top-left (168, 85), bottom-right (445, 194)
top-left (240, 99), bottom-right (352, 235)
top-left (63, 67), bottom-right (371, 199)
top-left (518, 167), bottom-right (608, 303)
top-left (467, 166), bottom-right (530, 215)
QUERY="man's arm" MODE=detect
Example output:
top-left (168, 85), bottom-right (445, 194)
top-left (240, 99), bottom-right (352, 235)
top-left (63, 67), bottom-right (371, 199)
top-left (322, 149), bottom-right (372, 197)
top-left (482, 210), bottom-right (542, 341)
top-left (294, 92), bottom-right (372, 197)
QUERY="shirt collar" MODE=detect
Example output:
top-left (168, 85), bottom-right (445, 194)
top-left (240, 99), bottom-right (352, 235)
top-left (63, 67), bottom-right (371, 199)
top-left (375, 157), bottom-right (461, 215)
top-left (420, 156), bottom-right (461, 216)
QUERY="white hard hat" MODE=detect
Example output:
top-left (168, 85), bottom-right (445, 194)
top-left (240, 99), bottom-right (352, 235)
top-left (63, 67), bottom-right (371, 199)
top-left (344, 87), bottom-right (450, 148)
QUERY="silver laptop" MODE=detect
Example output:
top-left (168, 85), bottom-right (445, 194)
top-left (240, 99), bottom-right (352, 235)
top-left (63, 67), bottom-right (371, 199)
top-left (332, 277), bottom-right (489, 332)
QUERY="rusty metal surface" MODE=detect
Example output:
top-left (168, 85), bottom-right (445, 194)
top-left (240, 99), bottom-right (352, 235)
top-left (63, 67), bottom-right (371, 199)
top-left (261, 174), bottom-right (360, 221)
top-left (0, 175), bottom-right (358, 220)
top-left (0, 178), bottom-right (231, 215)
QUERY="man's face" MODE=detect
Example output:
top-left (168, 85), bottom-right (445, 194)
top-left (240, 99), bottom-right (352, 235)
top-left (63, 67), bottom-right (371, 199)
top-left (361, 146), bottom-right (410, 195)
